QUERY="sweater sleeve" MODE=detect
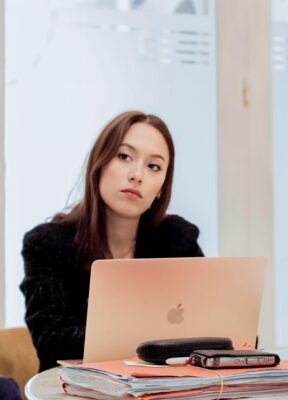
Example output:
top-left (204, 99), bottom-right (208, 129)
top-left (20, 223), bottom-right (86, 371)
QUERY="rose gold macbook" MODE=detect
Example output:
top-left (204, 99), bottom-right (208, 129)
top-left (83, 257), bottom-right (266, 362)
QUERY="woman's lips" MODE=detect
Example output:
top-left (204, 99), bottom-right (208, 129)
top-left (121, 188), bottom-right (142, 199)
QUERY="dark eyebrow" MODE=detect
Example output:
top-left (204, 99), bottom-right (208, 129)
top-left (120, 142), bottom-right (166, 162)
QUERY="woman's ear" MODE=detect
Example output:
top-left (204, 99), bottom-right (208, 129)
top-left (156, 191), bottom-right (161, 199)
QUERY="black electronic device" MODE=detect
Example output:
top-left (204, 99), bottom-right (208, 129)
top-left (189, 349), bottom-right (280, 369)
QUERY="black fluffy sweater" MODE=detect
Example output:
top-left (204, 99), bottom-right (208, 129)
top-left (20, 214), bottom-right (203, 371)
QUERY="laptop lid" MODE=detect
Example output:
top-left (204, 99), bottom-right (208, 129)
top-left (83, 256), bottom-right (266, 363)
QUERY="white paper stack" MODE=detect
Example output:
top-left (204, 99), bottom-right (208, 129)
top-left (59, 358), bottom-right (288, 400)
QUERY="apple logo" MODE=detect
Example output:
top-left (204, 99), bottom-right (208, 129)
top-left (167, 303), bottom-right (184, 324)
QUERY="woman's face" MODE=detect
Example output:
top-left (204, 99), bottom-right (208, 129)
top-left (99, 122), bottom-right (170, 221)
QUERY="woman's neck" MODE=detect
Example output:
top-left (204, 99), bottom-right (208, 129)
top-left (105, 211), bottom-right (140, 259)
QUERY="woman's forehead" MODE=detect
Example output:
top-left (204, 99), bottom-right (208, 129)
top-left (121, 123), bottom-right (170, 161)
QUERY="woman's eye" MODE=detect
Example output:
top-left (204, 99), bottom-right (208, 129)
top-left (118, 152), bottom-right (131, 161)
top-left (148, 163), bottom-right (161, 172)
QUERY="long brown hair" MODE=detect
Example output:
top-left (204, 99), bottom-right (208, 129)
top-left (53, 111), bottom-right (175, 264)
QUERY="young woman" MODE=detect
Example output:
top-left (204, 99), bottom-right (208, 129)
top-left (20, 111), bottom-right (203, 371)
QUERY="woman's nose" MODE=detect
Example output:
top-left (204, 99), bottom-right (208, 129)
top-left (128, 165), bottom-right (143, 184)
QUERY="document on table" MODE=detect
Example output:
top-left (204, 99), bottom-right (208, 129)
top-left (59, 358), bottom-right (288, 399)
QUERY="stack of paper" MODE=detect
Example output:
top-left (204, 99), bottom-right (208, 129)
top-left (59, 358), bottom-right (288, 399)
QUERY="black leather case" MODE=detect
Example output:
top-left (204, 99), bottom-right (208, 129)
top-left (189, 349), bottom-right (280, 369)
top-left (136, 337), bottom-right (233, 364)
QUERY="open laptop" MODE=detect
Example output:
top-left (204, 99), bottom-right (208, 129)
top-left (83, 256), bottom-right (266, 363)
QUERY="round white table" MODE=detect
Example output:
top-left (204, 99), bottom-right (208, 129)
top-left (25, 367), bottom-right (76, 400)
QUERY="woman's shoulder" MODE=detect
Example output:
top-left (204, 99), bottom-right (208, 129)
top-left (23, 220), bottom-right (75, 244)
top-left (22, 221), bottom-right (76, 259)
top-left (138, 214), bottom-right (203, 257)
top-left (156, 214), bottom-right (200, 238)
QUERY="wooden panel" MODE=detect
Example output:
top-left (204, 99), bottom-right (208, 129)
top-left (216, 0), bottom-right (274, 347)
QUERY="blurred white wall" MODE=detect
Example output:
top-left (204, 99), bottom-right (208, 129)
top-left (5, 0), bottom-right (217, 327)
top-left (272, 0), bottom-right (288, 346)
top-left (0, 0), bottom-right (4, 327)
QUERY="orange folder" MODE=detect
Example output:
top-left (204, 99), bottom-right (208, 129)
top-left (73, 357), bottom-right (288, 378)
